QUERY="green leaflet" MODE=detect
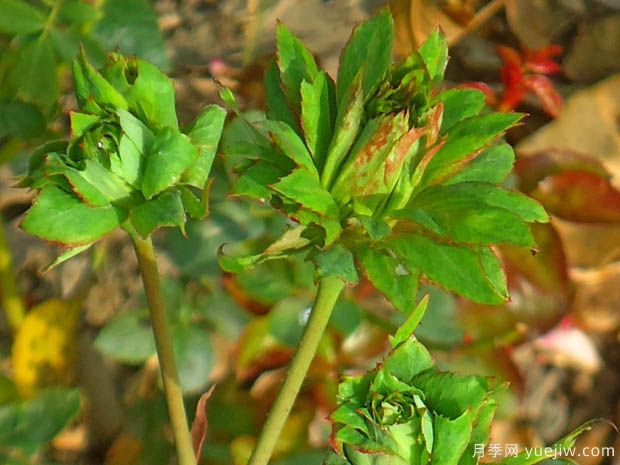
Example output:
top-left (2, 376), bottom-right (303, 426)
top-left (0, 388), bottom-right (80, 455)
top-left (142, 128), bottom-right (198, 199)
top-left (421, 113), bottom-right (523, 186)
top-left (336, 9), bottom-right (393, 104)
top-left (183, 104), bottom-right (227, 188)
top-left (321, 74), bottom-right (364, 189)
top-left (418, 30), bottom-right (448, 85)
top-left (300, 72), bottom-right (335, 169)
top-left (218, 225), bottom-right (312, 274)
top-left (431, 411), bottom-right (475, 465)
top-left (388, 233), bottom-right (508, 304)
top-left (357, 246), bottom-right (419, 315)
top-left (0, 0), bottom-right (44, 35)
top-left (72, 49), bottom-right (128, 112)
top-left (436, 89), bottom-right (486, 134)
top-left (264, 120), bottom-right (318, 177)
top-left (446, 143), bottom-right (515, 185)
top-left (390, 295), bottom-right (429, 347)
top-left (11, 37), bottom-right (58, 107)
top-left (313, 244), bottom-right (358, 284)
top-left (396, 183), bottom-right (548, 247)
top-left (264, 60), bottom-right (299, 131)
top-left (129, 189), bottom-right (186, 237)
top-left (21, 186), bottom-right (123, 246)
top-left (271, 168), bottom-right (340, 218)
top-left (126, 58), bottom-right (178, 129)
top-left (276, 22), bottom-right (320, 114)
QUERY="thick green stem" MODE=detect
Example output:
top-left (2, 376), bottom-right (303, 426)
top-left (248, 275), bottom-right (345, 465)
top-left (0, 222), bottom-right (24, 332)
top-left (129, 232), bottom-right (196, 465)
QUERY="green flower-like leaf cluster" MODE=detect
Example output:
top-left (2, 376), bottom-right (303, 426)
top-left (326, 298), bottom-right (597, 465)
top-left (220, 10), bottom-right (548, 310)
top-left (20, 50), bottom-right (226, 251)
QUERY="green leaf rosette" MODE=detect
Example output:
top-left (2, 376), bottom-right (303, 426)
top-left (325, 299), bottom-right (601, 465)
top-left (219, 10), bottom-right (548, 309)
top-left (19, 50), bottom-right (225, 258)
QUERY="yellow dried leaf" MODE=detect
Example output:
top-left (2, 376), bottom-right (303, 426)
top-left (12, 298), bottom-right (80, 398)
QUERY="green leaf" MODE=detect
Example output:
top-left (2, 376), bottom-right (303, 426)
top-left (264, 60), bottom-right (299, 131)
top-left (397, 183), bottom-right (547, 246)
top-left (94, 310), bottom-right (156, 364)
top-left (300, 72), bottom-right (334, 169)
top-left (437, 89), bottom-right (486, 134)
top-left (129, 190), bottom-right (186, 237)
top-left (142, 128), bottom-right (198, 199)
top-left (359, 216), bottom-right (391, 240)
top-left (93, 0), bottom-right (169, 70)
top-left (430, 411), bottom-right (474, 465)
top-left (499, 420), bottom-right (602, 465)
top-left (178, 184), bottom-right (210, 219)
top-left (116, 134), bottom-right (144, 187)
top-left (413, 371), bottom-right (489, 418)
top-left (232, 159), bottom-right (284, 200)
top-left (422, 113), bottom-right (523, 186)
top-left (0, 0), bottom-right (44, 34)
top-left (388, 233), bottom-right (508, 304)
top-left (390, 295), bottom-right (429, 348)
top-left (383, 339), bottom-right (434, 383)
top-left (118, 108), bottom-right (154, 153)
top-left (78, 160), bottom-right (135, 205)
top-left (268, 297), bottom-right (310, 347)
top-left (264, 120), bottom-right (318, 177)
top-left (321, 77), bottom-right (364, 188)
top-left (173, 325), bottom-right (213, 394)
top-left (72, 50), bottom-right (128, 111)
top-left (44, 244), bottom-right (93, 272)
top-left (271, 168), bottom-right (340, 218)
top-left (336, 9), bottom-right (393, 104)
top-left (127, 58), bottom-right (178, 129)
top-left (70, 112), bottom-right (100, 138)
top-left (0, 101), bottom-right (46, 140)
top-left (11, 37), bottom-right (58, 107)
top-left (313, 244), bottom-right (358, 284)
top-left (330, 299), bottom-right (362, 336)
top-left (58, 0), bottom-right (100, 24)
top-left (183, 104), bottom-right (226, 188)
top-left (459, 401), bottom-right (497, 465)
top-left (42, 155), bottom-right (110, 207)
top-left (418, 29), bottom-right (448, 85)
top-left (446, 143), bottom-right (515, 185)
top-left (357, 246), bottom-right (419, 314)
top-left (218, 225), bottom-right (312, 273)
top-left (21, 186), bottom-right (123, 246)
top-left (0, 388), bottom-right (80, 454)
top-left (275, 22), bottom-right (319, 113)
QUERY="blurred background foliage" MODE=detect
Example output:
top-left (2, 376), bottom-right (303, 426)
top-left (1, 0), bottom-right (620, 464)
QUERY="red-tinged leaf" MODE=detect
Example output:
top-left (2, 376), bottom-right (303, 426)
top-left (522, 74), bottom-right (563, 118)
top-left (496, 45), bottom-right (522, 67)
top-left (497, 81), bottom-right (526, 113)
top-left (531, 171), bottom-right (620, 223)
top-left (524, 45), bottom-right (563, 75)
top-left (515, 149), bottom-right (610, 193)
top-left (191, 385), bottom-right (216, 462)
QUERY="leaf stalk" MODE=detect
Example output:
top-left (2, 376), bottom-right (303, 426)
top-left (128, 228), bottom-right (196, 465)
top-left (247, 275), bottom-right (345, 465)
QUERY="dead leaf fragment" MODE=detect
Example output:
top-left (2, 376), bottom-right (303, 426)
top-left (190, 385), bottom-right (216, 462)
